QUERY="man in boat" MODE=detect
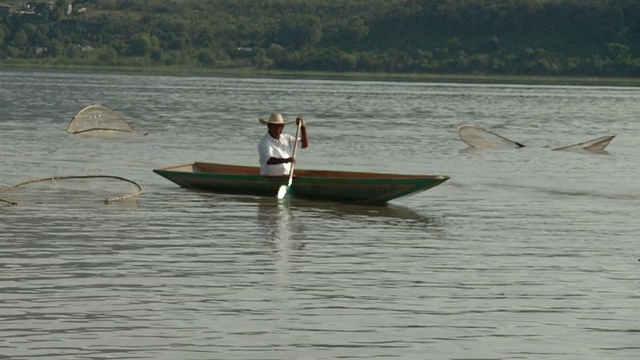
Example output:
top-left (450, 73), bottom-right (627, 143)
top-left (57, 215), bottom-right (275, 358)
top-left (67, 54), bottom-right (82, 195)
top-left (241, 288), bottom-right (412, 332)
top-left (258, 113), bottom-right (309, 176)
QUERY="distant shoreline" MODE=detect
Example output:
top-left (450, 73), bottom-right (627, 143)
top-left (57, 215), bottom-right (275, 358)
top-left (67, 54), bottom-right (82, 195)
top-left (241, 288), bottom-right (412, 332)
top-left (2, 62), bottom-right (640, 87)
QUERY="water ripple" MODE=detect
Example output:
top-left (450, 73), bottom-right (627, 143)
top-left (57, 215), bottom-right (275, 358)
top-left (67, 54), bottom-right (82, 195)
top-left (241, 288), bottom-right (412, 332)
top-left (1, 71), bottom-right (638, 359)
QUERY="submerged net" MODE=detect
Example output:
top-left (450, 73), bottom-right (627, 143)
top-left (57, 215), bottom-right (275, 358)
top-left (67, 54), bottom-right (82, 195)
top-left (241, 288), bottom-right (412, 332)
top-left (457, 124), bottom-right (525, 149)
top-left (66, 105), bottom-right (148, 135)
top-left (0, 175), bottom-right (143, 206)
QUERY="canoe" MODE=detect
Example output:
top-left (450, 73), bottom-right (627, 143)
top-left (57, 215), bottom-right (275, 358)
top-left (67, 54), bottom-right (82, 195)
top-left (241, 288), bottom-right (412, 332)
top-left (153, 162), bottom-right (450, 205)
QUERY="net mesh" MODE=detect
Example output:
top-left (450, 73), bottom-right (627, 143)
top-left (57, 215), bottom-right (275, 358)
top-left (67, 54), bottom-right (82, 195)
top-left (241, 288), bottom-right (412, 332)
top-left (551, 135), bottom-right (615, 152)
top-left (0, 175), bottom-right (143, 206)
top-left (66, 105), bottom-right (147, 135)
top-left (457, 125), bottom-right (525, 149)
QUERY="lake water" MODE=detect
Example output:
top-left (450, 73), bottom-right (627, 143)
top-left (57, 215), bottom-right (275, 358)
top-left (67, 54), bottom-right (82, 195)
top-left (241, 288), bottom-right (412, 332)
top-left (1, 70), bottom-right (638, 359)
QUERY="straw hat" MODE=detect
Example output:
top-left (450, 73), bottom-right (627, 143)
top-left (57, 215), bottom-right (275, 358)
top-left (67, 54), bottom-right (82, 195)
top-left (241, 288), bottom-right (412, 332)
top-left (259, 113), bottom-right (292, 125)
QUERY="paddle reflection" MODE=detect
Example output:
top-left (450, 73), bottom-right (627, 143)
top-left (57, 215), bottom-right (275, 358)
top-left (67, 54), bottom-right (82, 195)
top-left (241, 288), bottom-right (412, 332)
top-left (257, 200), bottom-right (306, 255)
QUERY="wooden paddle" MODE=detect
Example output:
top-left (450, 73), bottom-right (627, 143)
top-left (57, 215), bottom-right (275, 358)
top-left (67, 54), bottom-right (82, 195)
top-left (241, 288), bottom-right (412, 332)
top-left (277, 120), bottom-right (302, 200)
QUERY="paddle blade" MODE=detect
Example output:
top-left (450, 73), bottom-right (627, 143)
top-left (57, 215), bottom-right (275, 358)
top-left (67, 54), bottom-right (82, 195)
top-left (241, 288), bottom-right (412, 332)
top-left (277, 185), bottom-right (288, 200)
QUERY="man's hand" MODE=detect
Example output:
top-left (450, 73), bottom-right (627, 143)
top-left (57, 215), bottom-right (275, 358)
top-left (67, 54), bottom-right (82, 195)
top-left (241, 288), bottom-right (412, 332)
top-left (296, 116), bottom-right (305, 126)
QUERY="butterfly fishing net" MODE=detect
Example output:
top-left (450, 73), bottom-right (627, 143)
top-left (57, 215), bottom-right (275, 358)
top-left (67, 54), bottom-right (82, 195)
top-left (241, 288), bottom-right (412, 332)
top-left (551, 135), bottom-right (616, 152)
top-left (0, 175), bottom-right (143, 206)
top-left (457, 124), bottom-right (615, 152)
top-left (66, 105), bottom-right (148, 135)
top-left (457, 124), bottom-right (525, 149)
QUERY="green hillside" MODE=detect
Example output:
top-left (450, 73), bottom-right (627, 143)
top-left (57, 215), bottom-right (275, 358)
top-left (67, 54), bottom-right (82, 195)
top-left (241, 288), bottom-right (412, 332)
top-left (1, 0), bottom-right (639, 78)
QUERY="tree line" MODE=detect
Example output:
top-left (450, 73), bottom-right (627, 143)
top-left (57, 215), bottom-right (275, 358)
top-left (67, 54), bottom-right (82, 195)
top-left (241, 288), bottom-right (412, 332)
top-left (1, 0), bottom-right (639, 77)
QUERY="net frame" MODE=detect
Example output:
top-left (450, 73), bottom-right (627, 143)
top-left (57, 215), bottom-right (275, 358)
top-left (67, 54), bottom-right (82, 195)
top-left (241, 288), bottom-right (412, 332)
top-left (0, 197), bottom-right (18, 206)
top-left (0, 175), bottom-right (143, 206)
top-left (457, 124), bottom-right (525, 148)
top-left (551, 135), bottom-right (616, 152)
top-left (66, 105), bottom-right (148, 135)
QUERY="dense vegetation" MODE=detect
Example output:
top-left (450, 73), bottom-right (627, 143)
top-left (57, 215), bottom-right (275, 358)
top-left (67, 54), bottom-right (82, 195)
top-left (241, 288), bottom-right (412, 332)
top-left (1, 0), bottom-right (639, 77)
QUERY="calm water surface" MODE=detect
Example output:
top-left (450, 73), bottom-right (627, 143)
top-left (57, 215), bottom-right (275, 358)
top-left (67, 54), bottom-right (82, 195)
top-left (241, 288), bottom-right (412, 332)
top-left (1, 70), bottom-right (639, 359)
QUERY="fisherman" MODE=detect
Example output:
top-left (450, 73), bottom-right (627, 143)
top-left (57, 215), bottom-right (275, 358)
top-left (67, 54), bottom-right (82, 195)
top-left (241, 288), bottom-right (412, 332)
top-left (258, 113), bottom-right (309, 176)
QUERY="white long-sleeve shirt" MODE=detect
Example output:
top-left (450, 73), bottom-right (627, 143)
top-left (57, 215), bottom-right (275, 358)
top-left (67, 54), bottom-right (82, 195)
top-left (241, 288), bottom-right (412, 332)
top-left (258, 132), bottom-right (297, 176)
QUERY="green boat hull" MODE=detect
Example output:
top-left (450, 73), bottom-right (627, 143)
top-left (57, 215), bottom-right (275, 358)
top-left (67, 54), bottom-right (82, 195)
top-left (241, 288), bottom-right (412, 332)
top-left (153, 162), bottom-right (449, 205)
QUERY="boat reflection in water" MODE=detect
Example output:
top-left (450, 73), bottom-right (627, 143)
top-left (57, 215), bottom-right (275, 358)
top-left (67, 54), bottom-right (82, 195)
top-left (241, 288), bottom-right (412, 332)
top-left (197, 190), bottom-right (436, 219)
top-left (188, 191), bottom-right (441, 275)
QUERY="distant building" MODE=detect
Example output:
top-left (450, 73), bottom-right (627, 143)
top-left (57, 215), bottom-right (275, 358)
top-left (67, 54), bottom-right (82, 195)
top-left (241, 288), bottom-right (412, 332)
top-left (237, 47), bottom-right (254, 58)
